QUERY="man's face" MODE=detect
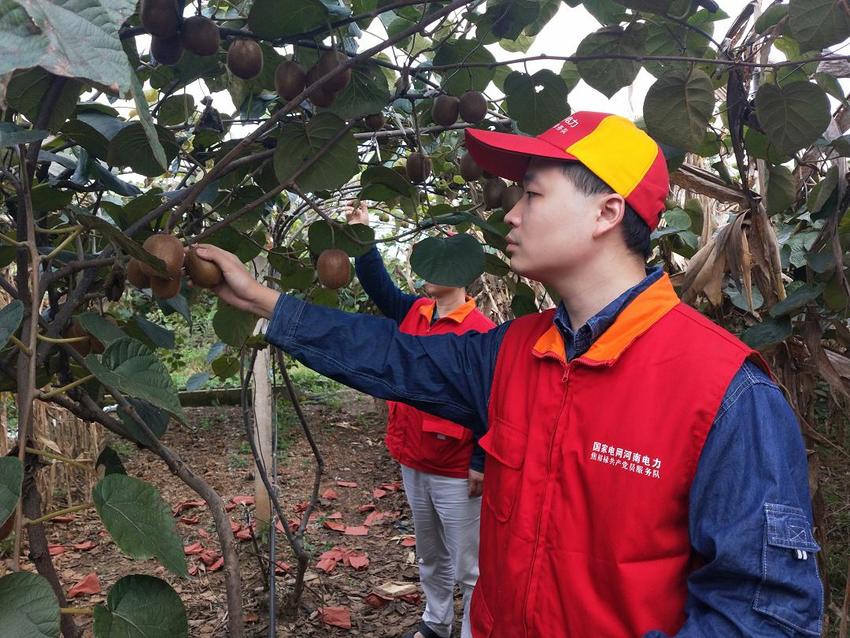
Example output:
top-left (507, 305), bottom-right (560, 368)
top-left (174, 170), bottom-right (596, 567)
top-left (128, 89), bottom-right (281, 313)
top-left (503, 159), bottom-right (600, 283)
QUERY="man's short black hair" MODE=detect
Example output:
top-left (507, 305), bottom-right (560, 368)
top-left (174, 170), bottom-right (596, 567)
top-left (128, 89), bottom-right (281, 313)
top-left (559, 163), bottom-right (651, 260)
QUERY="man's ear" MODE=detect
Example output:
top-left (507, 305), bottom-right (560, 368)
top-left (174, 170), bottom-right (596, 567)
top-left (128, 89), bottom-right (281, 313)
top-left (592, 193), bottom-right (626, 239)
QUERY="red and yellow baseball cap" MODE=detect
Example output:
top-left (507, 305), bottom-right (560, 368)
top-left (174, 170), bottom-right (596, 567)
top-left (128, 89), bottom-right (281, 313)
top-left (464, 111), bottom-right (669, 229)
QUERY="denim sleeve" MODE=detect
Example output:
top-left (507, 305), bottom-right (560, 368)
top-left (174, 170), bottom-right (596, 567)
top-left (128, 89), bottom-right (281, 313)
top-left (265, 293), bottom-right (507, 439)
top-left (645, 361), bottom-right (823, 638)
top-left (354, 246), bottom-right (419, 323)
top-left (470, 444), bottom-right (485, 473)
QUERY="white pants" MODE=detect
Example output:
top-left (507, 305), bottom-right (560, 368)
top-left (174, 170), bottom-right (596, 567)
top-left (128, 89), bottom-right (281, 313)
top-left (400, 465), bottom-right (481, 638)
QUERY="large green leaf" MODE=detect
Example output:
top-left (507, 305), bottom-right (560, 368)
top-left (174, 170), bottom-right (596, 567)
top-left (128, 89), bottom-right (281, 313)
top-left (359, 165), bottom-right (414, 201)
top-left (410, 234), bottom-right (486, 287)
top-left (766, 165), bottom-right (797, 214)
top-left (308, 220), bottom-right (375, 257)
top-left (475, 0), bottom-right (540, 44)
top-left (0, 0), bottom-right (137, 103)
top-left (741, 317), bottom-right (792, 348)
top-left (107, 122), bottom-right (177, 178)
top-left (61, 112), bottom-right (126, 160)
top-left (643, 68), bottom-right (714, 151)
top-left (789, 0), bottom-right (850, 51)
top-left (85, 338), bottom-right (185, 423)
top-left (504, 70), bottom-right (570, 135)
top-left (273, 113), bottom-right (358, 193)
top-left (575, 26), bottom-right (643, 98)
top-left (78, 312), bottom-right (127, 348)
top-left (93, 474), bottom-right (188, 577)
top-left (0, 457), bottom-right (22, 526)
top-left (129, 71), bottom-right (168, 175)
top-left (157, 95), bottom-right (195, 126)
top-left (756, 82), bottom-right (831, 154)
top-left (0, 572), bottom-right (59, 638)
top-left (213, 302), bottom-right (258, 348)
top-left (0, 122), bottom-right (47, 147)
top-left (96, 446), bottom-right (126, 476)
top-left (115, 398), bottom-right (170, 447)
top-left (0, 300), bottom-right (23, 349)
top-left (93, 575), bottom-right (187, 638)
top-left (769, 283), bottom-right (826, 317)
top-left (432, 39), bottom-right (497, 96)
top-left (328, 62), bottom-right (391, 120)
top-left (4, 68), bottom-right (82, 132)
top-left (248, 0), bottom-right (328, 38)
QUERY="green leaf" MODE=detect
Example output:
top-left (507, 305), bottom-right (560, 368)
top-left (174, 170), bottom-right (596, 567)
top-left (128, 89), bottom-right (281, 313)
top-left (484, 252), bottom-right (511, 276)
top-left (248, 0), bottom-right (328, 38)
top-left (116, 398), bottom-right (170, 447)
top-left (432, 39), bottom-right (497, 96)
top-left (93, 574), bottom-right (187, 638)
top-left (77, 313), bottom-right (127, 348)
top-left (741, 317), bottom-right (792, 348)
top-left (131, 316), bottom-right (175, 350)
top-left (766, 165), bottom-right (797, 214)
top-left (581, 0), bottom-right (629, 25)
top-left (756, 81), bottom-right (831, 154)
top-left (558, 62), bottom-right (580, 93)
top-left (213, 302), bottom-right (258, 348)
top-left (74, 213), bottom-right (169, 277)
top-left (157, 95), bottom-right (195, 126)
top-left (0, 122), bottom-right (47, 147)
top-left (96, 447), bottom-right (126, 476)
top-left (205, 226), bottom-right (264, 263)
top-left (504, 70), bottom-right (570, 135)
top-left (789, 0), bottom-right (850, 51)
top-left (274, 113), bottom-right (358, 193)
top-left (29, 184), bottom-right (72, 213)
top-left (185, 372), bottom-right (209, 391)
top-left (410, 234), bottom-right (485, 287)
top-left (129, 71), bottom-right (167, 175)
top-left (755, 3), bottom-right (788, 33)
top-left (0, 457), bottom-right (22, 527)
top-left (0, 300), bottom-right (23, 349)
top-left (211, 354), bottom-right (239, 379)
top-left (360, 165), bottom-right (414, 200)
top-left (107, 122), bottom-right (177, 178)
top-left (61, 113), bottom-right (126, 160)
top-left (808, 165), bottom-right (838, 214)
top-left (769, 283), bottom-right (825, 317)
top-left (575, 26), bottom-right (643, 99)
top-left (4, 68), bottom-right (82, 132)
top-left (0, 572), bottom-right (59, 638)
top-left (85, 338), bottom-right (185, 423)
top-left (475, 0), bottom-right (540, 44)
top-left (93, 474), bottom-right (188, 577)
top-left (328, 62), bottom-right (391, 120)
top-left (643, 68), bottom-right (714, 151)
top-left (308, 220), bottom-right (375, 257)
top-left (612, 0), bottom-right (672, 13)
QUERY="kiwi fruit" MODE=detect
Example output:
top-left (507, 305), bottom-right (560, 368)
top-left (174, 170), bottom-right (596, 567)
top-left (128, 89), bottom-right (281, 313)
top-left (140, 233), bottom-right (185, 280)
top-left (186, 247), bottom-right (223, 288)
top-left (431, 95), bottom-right (460, 127)
top-left (127, 258), bottom-right (151, 288)
top-left (459, 90), bottom-right (487, 123)
top-left (150, 34), bottom-right (184, 65)
top-left (316, 50), bottom-right (351, 92)
top-left (275, 60), bottom-right (307, 101)
top-left (364, 113), bottom-right (385, 131)
top-left (459, 152), bottom-right (483, 181)
top-left (501, 184), bottom-right (524, 212)
top-left (63, 319), bottom-right (92, 357)
top-left (140, 0), bottom-right (180, 38)
top-left (483, 177), bottom-right (506, 210)
top-left (405, 152), bottom-right (432, 184)
top-left (227, 39), bottom-right (263, 80)
top-left (150, 275), bottom-right (182, 299)
top-left (182, 15), bottom-right (220, 57)
top-left (305, 65), bottom-right (337, 107)
top-left (316, 249), bottom-right (351, 289)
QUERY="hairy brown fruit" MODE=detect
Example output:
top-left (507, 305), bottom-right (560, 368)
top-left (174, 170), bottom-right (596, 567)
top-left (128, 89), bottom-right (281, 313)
top-left (364, 113), bottom-right (385, 131)
top-left (316, 50), bottom-right (351, 92)
top-left (140, 234), bottom-right (185, 279)
top-left (405, 152), bottom-right (432, 184)
top-left (306, 65), bottom-right (337, 107)
top-left (151, 275), bottom-right (182, 299)
top-left (431, 95), bottom-right (460, 127)
top-left (186, 247), bottom-right (223, 288)
top-left (459, 152), bottom-right (483, 181)
top-left (501, 184), bottom-right (523, 212)
top-left (227, 39), bottom-right (263, 80)
top-left (483, 177), bottom-right (506, 210)
top-left (275, 60), bottom-right (307, 101)
top-left (127, 258), bottom-right (151, 288)
top-left (316, 249), bottom-right (351, 289)
top-left (459, 90), bottom-right (487, 123)
top-left (64, 319), bottom-right (92, 357)
top-left (140, 0), bottom-right (180, 38)
top-left (181, 15), bottom-right (220, 56)
top-left (150, 34), bottom-right (184, 65)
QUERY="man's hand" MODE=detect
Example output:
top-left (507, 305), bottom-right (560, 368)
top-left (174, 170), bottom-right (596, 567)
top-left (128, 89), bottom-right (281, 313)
top-left (343, 200), bottom-right (370, 226)
top-left (468, 469), bottom-right (484, 498)
top-left (191, 244), bottom-right (281, 318)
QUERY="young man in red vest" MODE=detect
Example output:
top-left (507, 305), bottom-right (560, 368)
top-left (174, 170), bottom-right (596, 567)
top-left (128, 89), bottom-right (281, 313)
top-left (194, 112), bottom-right (823, 637)
top-left (344, 202), bottom-right (495, 638)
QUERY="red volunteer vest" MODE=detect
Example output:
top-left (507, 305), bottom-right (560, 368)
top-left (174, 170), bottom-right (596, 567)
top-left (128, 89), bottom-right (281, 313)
top-left (471, 275), bottom-right (762, 637)
top-left (386, 297), bottom-right (495, 478)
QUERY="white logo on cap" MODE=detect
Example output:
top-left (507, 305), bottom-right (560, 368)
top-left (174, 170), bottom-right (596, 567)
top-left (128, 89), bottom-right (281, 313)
top-left (553, 116), bottom-right (579, 135)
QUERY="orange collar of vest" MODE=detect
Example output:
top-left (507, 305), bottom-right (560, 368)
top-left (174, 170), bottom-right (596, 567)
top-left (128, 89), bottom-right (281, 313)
top-left (418, 297), bottom-right (478, 324)
top-left (532, 273), bottom-right (680, 365)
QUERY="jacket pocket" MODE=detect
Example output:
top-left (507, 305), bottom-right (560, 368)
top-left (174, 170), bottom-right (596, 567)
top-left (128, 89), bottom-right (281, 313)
top-left (419, 416), bottom-right (473, 471)
top-left (753, 503), bottom-right (823, 636)
top-left (478, 417), bottom-right (528, 522)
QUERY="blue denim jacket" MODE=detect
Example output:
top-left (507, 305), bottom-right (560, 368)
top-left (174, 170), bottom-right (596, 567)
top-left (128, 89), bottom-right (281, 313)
top-left (266, 263), bottom-right (823, 636)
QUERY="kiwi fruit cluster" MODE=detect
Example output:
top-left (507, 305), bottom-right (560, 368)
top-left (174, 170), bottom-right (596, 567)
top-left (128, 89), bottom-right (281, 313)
top-left (275, 60), bottom-right (307, 101)
top-left (226, 39), bottom-right (263, 80)
top-left (405, 152), bottom-right (432, 184)
top-left (432, 95), bottom-right (460, 127)
top-left (275, 50), bottom-right (351, 108)
top-left (316, 249), bottom-right (351, 289)
top-left (127, 235), bottom-right (224, 298)
top-left (430, 91), bottom-right (487, 127)
top-left (459, 152), bottom-right (483, 181)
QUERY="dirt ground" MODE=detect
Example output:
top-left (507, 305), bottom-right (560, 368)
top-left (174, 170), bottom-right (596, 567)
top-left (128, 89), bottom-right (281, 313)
top-left (33, 389), bottom-right (460, 637)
